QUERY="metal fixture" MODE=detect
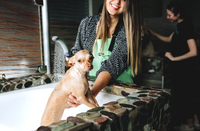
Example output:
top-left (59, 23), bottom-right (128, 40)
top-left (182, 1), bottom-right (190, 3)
top-left (52, 36), bottom-right (71, 57)
top-left (34, 0), bottom-right (51, 74)
top-left (0, 74), bottom-right (6, 83)
top-left (37, 65), bottom-right (47, 73)
top-left (42, 0), bottom-right (51, 74)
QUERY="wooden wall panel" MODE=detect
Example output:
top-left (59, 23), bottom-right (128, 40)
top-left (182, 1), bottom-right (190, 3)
top-left (0, 0), bottom-right (41, 78)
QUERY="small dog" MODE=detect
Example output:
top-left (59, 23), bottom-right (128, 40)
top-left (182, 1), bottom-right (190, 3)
top-left (41, 50), bottom-right (99, 126)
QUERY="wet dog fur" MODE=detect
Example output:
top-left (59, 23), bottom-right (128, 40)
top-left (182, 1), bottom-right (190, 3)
top-left (40, 50), bottom-right (99, 126)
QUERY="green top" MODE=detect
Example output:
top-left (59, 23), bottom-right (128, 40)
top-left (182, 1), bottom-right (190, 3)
top-left (89, 38), bottom-right (133, 83)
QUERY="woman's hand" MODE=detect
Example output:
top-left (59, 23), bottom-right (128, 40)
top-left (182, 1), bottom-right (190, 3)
top-left (165, 52), bottom-right (174, 61)
top-left (65, 57), bottom-right (69, 67)
top-left (65, 57), bottom-right (69, 61)
top-left (66, 93), bottom-right (81, 109)
top-left (147, 29), bottom-right (157, 36)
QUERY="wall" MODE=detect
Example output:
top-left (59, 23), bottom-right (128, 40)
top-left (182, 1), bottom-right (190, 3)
top-left (0, 0), bottom-right (41, 79)
top-left (192, 0), bottom-right (200, 29)
top-left (92, 0), bottom-right (104, 15)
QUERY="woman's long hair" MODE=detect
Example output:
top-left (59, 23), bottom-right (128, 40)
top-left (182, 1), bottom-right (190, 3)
top-left (93, 0), bottom-right (143, 76)
top-left (93, 0), bottom-right (123, 55)
top-left (93, 0), bottom-right (111, 54)
top-left (123, 0), bottom-right (142, 76)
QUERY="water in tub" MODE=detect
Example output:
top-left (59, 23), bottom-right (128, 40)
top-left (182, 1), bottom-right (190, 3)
top-left (0, 43), bottom-right (124, 131)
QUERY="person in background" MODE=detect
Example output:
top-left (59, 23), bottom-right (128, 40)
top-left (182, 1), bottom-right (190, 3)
top-left (66, 0), bottom-right (143, 108)
top-left (149, 1), bottom-right (199, 131)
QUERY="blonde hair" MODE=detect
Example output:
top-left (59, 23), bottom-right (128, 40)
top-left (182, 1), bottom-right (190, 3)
top-left (93, 0), bottom-right (143, 76)
top-left (93, 0), bottom-right (116, 55)
top-left (123, 0), bottom-right (143, 76)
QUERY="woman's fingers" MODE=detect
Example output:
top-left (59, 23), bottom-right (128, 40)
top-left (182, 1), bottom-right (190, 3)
top-left (65, 105), bottom-right (72, 109)
top-left (147, 29), bottom-right (156, 36)
top-left (65, 57), bottom-right (69, 61)
top-left (67, 101), bottom-right (80, 108)
top-left (69, 94), bottom-right (80, 104)
top-left (65, 94), bottom-right (81, 108)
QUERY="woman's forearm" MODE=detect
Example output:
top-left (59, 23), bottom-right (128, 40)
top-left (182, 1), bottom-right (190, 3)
top-left (165, 39), bottom-right (197, 61)
top-left (175, 39), bottom-right (197, 61)
top-left (173, 52), bottom-right (197, 61)
top-left (154, 33), bottom-right (172, 43)
top-left (149, 29), bottom-right (173, 43)
top-left (91, 71), bottom-right (111, 97)
top-left (166, 51), bottom-right (197, 61)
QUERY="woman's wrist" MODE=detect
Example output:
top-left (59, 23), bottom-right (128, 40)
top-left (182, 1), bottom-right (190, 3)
top-left (91, 89), bottom-right (98, 98)
top-left (91, 71), bottom-right (111, 97)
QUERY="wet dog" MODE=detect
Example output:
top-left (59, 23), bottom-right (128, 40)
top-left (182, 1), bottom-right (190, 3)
top-left (41, 50), bottom-right (99, 126)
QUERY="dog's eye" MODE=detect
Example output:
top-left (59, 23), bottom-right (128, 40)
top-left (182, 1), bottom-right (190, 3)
top-left (78, 59), bottom-right (81, 62)
top-left (89, 56), bottom-right (93, 60)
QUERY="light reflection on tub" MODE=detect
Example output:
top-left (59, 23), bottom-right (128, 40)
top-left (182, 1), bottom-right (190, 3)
top-left (0, 82), bottom-right (124, 131)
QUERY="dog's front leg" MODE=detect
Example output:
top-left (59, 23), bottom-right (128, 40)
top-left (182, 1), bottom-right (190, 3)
top-left (86, 88), bottom-right (99, 107)
top-left (76, 94), bottom-right (97, 108)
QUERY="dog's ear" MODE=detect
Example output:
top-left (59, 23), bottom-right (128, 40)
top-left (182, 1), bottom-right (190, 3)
top-left (66, 56), bottom-right (75, 67)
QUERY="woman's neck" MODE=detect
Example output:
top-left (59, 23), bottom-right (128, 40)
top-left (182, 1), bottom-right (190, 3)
top-left (110, 15), bottom-right (119, 27)
top-left (108, 16), bottom-right (119, 38)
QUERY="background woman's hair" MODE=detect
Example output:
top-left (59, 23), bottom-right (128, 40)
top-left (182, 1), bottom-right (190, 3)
top-left (167, 1), bottom-right (187, 19)
top-left (123, 0), bottom-right (143, 76)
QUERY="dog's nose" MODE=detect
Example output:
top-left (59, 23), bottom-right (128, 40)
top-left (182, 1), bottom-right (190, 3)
top-left (88, 65), bottom-right (91, 68)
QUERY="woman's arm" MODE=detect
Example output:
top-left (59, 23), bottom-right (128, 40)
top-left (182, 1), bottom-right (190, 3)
top-left (149, 29), bottom-right (173, 43)
top-left (155, 32), bottom-right (174, 43)
top-left (165, 39), bottom-right (197, 61)
top-left (91, 71), bottom-right (111, 97)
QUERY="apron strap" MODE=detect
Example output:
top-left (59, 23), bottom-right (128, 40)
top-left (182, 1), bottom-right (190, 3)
top-left (108, 19), bottom-right (122, 52)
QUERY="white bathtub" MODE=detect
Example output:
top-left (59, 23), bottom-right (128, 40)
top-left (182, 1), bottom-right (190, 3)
top-left (0, 82), bottom-right (123, 131)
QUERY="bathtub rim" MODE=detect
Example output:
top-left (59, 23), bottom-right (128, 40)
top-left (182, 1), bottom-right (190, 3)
top-left (0, 82), bottom-right (58, 96)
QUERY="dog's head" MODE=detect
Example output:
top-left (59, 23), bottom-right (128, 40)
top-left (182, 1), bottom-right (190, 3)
top-left (67, 50), bottom-right (94, 72)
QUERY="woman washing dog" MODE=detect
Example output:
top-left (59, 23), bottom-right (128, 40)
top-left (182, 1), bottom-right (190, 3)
top-left (66, 0), bottom-right (143, 107)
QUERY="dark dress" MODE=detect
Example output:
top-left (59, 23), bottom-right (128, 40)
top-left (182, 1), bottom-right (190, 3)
top-left (170, 19), bottom-right (198, 125)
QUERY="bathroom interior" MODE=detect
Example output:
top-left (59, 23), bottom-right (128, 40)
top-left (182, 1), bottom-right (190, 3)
top-left (0, 0), bottom-right (199, 131)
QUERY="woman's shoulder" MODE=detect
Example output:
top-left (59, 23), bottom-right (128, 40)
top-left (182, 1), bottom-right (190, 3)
top-left (178, 18), bottom-right (194, 33)
top-left (117, 25), bottom-right (126, 39)
top-left (179, 18), bottom-right (194, 27)
top-left (80, 15), bottom-right (101, 26)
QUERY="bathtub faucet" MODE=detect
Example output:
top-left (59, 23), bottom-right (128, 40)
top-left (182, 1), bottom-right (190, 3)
top-left (0, 74), bottom-right (6, 83)
top-left (52, 36), bottom-right (72, 58)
